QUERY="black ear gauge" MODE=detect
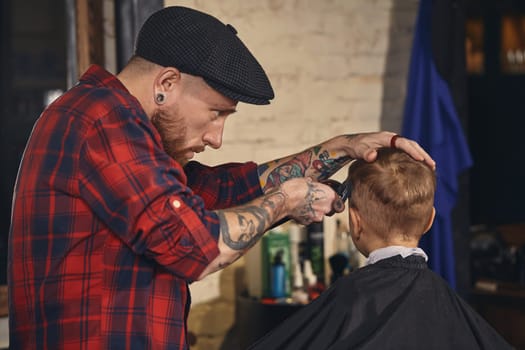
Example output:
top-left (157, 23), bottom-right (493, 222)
top-left (155, 93), bottom-right (166, 104)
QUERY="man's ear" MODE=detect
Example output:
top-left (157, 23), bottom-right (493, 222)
top-left (154, 67), bottom-right (182, 94)
top-left (423, 207), bottom-right (436, 234)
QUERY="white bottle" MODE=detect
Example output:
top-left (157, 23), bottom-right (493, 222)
top-left (291, 263), bottom-right (308, 304)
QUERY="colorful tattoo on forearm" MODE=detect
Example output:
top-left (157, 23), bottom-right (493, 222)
top-left (312, 151), bottom-right (352, 180)
top-left (261, 151), bottom-right (312, 191)
top-left (260, 150), bottom-right (353, 191)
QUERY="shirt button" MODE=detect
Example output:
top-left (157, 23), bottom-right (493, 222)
top-left (172, 200), bottom-right (181, 209)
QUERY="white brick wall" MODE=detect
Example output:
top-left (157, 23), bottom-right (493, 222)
top-left (163, 0), bottom-right (419, 303)
top-left (167, 0), bottom-right (417, 165)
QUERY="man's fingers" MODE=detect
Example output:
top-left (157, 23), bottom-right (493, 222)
top-left (392, 137), bottom-right (436, 170)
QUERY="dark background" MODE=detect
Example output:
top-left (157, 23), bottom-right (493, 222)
top-left (0, 0), bottom-right (162, 286)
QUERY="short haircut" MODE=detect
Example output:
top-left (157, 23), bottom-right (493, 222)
top-left (125, 55), bottom-right (211, 97)
top-left (347, 148), bottom-right (436, 241)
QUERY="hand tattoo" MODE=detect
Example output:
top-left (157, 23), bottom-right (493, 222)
top-left (296, 181), bottom-right (326, 222)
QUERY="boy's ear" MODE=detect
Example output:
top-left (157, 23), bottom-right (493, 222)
top-left (423, 207), bottom-right (436, 234)
top-left (349, 207), bottom-right (362, 239)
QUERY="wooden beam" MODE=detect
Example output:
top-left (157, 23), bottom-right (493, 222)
top-left (76, 0), bottom-right (104, 76)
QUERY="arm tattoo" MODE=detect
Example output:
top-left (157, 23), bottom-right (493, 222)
top-left (218, 191), bottom-right (286, 251)
top-left (261, 148), bottom-right (352, 191)
top-left (311, 151), bottom-right (352, 180)
top-left (262, 151), bottom-right (313, 191)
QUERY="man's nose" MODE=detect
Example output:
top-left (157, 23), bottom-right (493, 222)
top-left (204, 122), bottom-right (225, 149)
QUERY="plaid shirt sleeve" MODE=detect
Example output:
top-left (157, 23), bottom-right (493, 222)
top-left (184, 160), bottom-right (263, 209)
top-left (78, 105), bottom-right (223, 280)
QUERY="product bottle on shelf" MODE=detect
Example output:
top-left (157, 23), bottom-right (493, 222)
top-left (270, 250), bottom-right (286, 298)
top-left (289, 223), bottom-right (302, 276)
top-left (303, 259), bottom-right (323, 301)
top-left (291, 263), bottom-right (308, 304)
top-left (306, 221), bottom-right (325, 288)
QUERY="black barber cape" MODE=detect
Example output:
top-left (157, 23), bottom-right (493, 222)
top-left (248, 255), bottom-right (512, 350)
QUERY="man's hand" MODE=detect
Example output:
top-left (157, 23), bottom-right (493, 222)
top-left (344, 132), bottom-right (436, 169)
top-left (280, 177), bottom-right (344, 225)
top-left (257, 131), bottom-right (435, 192)
top-left (199, 177), bottom-right (342, 279)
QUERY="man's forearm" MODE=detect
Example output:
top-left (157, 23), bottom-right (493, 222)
top-left (197, 187), bottom-right (289, 278)
top-left (257, 135), bottom-right (353, 192)
top-left (216, 189), bottom-right (287, 251)
top-left (197, 178), bottom-right (336, 279)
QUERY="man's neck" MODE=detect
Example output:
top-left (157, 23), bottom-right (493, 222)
top-left (117, 70), bottom-right (157, 119)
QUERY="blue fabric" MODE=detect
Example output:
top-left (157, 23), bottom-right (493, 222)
top-left (402, 0), bottom-right (473, 288)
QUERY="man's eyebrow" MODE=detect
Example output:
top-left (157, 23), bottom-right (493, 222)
top-left (215, 106), bottom-right (237, 114)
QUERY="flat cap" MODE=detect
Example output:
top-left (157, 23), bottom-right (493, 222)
top-left (135, 6), bottom-right (274, 105)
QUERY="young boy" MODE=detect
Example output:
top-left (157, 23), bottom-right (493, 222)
top-left (249, 148), bottom-right (512, 349)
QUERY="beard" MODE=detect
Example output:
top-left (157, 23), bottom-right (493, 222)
top-left (150, 106), bottom-right (189, 165)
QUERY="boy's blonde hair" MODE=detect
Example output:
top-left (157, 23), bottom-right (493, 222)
top-left (347, 148), bottom-right (436, 241)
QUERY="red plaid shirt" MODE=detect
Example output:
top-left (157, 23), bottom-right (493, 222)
top-left (8, 65), bottom-right (262, 350)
